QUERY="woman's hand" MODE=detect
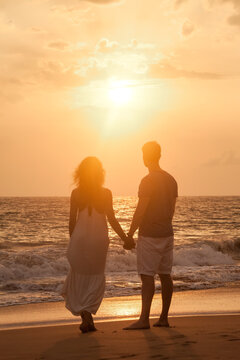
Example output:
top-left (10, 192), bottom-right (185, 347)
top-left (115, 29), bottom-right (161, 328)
top-left (123, 235), bottom-right (135, 250)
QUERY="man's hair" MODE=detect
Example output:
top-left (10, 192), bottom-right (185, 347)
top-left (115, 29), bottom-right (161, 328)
top-left (142, 141), bottom-right (161, 162)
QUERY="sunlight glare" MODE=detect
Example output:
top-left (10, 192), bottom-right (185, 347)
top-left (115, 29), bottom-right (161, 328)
top-left (108, 80), bottom-right (133, 106)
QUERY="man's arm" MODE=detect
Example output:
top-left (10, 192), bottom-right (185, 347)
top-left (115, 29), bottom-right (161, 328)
top-left (170, 197), bottom-right (177, 219)
top-left (170, 179), bottom-right (178, 219)
top-left (128, 197), bottom-right (150, 237)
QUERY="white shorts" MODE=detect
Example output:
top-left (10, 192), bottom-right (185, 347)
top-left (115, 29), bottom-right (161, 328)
top-left (137, 235), bottom-right (174, 276)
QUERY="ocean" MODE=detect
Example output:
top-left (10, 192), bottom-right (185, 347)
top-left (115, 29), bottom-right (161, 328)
top-left (0, 196), bottom-right (239, 307)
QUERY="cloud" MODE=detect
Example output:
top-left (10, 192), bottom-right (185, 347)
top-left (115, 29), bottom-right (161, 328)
top-left (0, 90), bottom-right (23, 104)
top-left (95, 38), bottom-right (119, 53)
top-left (95, 38), bottom-right (155, 54)
top-left (228, 13), bottom-right (240, 25)
top-left (0, 34), bottom-right (156, 101)
top-left (0, 76), bottom-right (24, 103)
top-left (36, 60), bottom-right (87, 88)
top-left (222, 0), bottom-right (240, 27)
top-left (204, 151), bottom-right (240, 167)
top-left (47, 40), bottom-right (70, 51)
top-left (0, 58), bottom-right (88, 98)
top-left (182, 20), bottom-right (195, 36)
top-left (90, 38), bottom-right (154, 75)
top-left (127, 39), bottom-right (155, 50)
top-left (0, 13), bottom-right (15, 33)
top-left (207, 0), bottom-right (240, 27)
top-left (148, 61), bottom-right (222, 79)
top-left (50, 0), bottom-right (123, 7)
top-left (47, 40), bottom-right (86, 52)
top-left (0, 76), bottom-right (22, 86)
top-left (83, 0), bottom-right (122, 3)
top-left (218, 0), bottom-right (240, 7)
top-left (174, 0), bottom-right (188, 8)
top-left (31, 27), bottom-right (46, 34)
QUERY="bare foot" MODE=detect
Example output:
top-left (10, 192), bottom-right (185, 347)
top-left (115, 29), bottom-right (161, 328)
top-left (153, 319), bottom-right (170, 327)
top-left (123, 320), bottom-right (150, 330)
top-left (79, 311), bottom-right (97, 333)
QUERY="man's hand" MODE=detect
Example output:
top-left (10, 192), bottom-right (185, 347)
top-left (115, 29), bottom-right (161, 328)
top-left (123, 236), bottom-right (135, 250)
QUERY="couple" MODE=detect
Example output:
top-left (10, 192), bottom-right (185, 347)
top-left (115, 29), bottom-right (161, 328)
top-left (62, 141), bottom-right (178, 333)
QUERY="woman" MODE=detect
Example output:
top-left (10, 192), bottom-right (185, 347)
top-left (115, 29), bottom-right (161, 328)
top-left (62, 157), bottom-right (134, 333)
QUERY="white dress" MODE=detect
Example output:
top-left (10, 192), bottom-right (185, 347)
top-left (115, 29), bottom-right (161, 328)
top-left (62, 207), bottom-right (109, 315)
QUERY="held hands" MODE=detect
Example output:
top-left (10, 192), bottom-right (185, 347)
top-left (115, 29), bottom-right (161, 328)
top-left (123, 234), bottom-right (135, 250)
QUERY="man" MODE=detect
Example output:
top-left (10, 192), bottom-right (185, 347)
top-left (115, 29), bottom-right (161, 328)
top-left (125, 141), bottom-right (178, 330)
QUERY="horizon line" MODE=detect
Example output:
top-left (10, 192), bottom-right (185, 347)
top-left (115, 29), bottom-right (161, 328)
top-left (0, 195), bottom-right (239, 198)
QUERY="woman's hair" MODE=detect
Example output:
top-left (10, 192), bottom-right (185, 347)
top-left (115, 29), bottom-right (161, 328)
top-left (73, 157), bottom-right (105, 194)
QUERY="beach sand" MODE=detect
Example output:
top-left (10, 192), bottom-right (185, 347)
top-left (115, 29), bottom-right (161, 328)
top-left (0, 315), bottom-right (240, 359)
top-left (0, 287), bottom-right (240, 359)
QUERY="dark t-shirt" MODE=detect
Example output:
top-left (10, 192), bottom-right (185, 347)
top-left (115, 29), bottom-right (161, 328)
top-left (138, 170), bottom-right (178, 238)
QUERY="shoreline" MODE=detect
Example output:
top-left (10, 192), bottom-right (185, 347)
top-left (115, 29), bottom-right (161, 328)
top-left (1, 286), bottom-right (239, 331)
top-left (1, 280), bottom-right (240, 309)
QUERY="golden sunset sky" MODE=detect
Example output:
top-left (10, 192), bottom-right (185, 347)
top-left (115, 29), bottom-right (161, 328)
top-left (1, 0), bottom-right (240, 196)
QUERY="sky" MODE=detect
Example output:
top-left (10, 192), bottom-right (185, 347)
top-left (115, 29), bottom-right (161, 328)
top-left (0, 0), bottom-right (240, 196)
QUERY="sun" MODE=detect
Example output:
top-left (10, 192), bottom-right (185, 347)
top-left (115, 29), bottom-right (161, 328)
top-left (108, 80), bottom-right (133, 106)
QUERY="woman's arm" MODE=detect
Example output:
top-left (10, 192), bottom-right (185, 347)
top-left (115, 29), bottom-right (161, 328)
top-left (69, 190), bottom-right (78, 237)
top-left (105, 190), bottom-right (130, 244)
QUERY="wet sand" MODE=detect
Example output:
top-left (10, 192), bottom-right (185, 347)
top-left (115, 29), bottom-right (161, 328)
top-left (1, 286), bottom-right (240, 330)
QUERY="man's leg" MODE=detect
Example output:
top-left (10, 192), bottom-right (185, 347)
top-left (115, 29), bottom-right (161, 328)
top-left (153, 274), bottom-right (173, 327)
top-left (124, 274), bottom-right (155, 330)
